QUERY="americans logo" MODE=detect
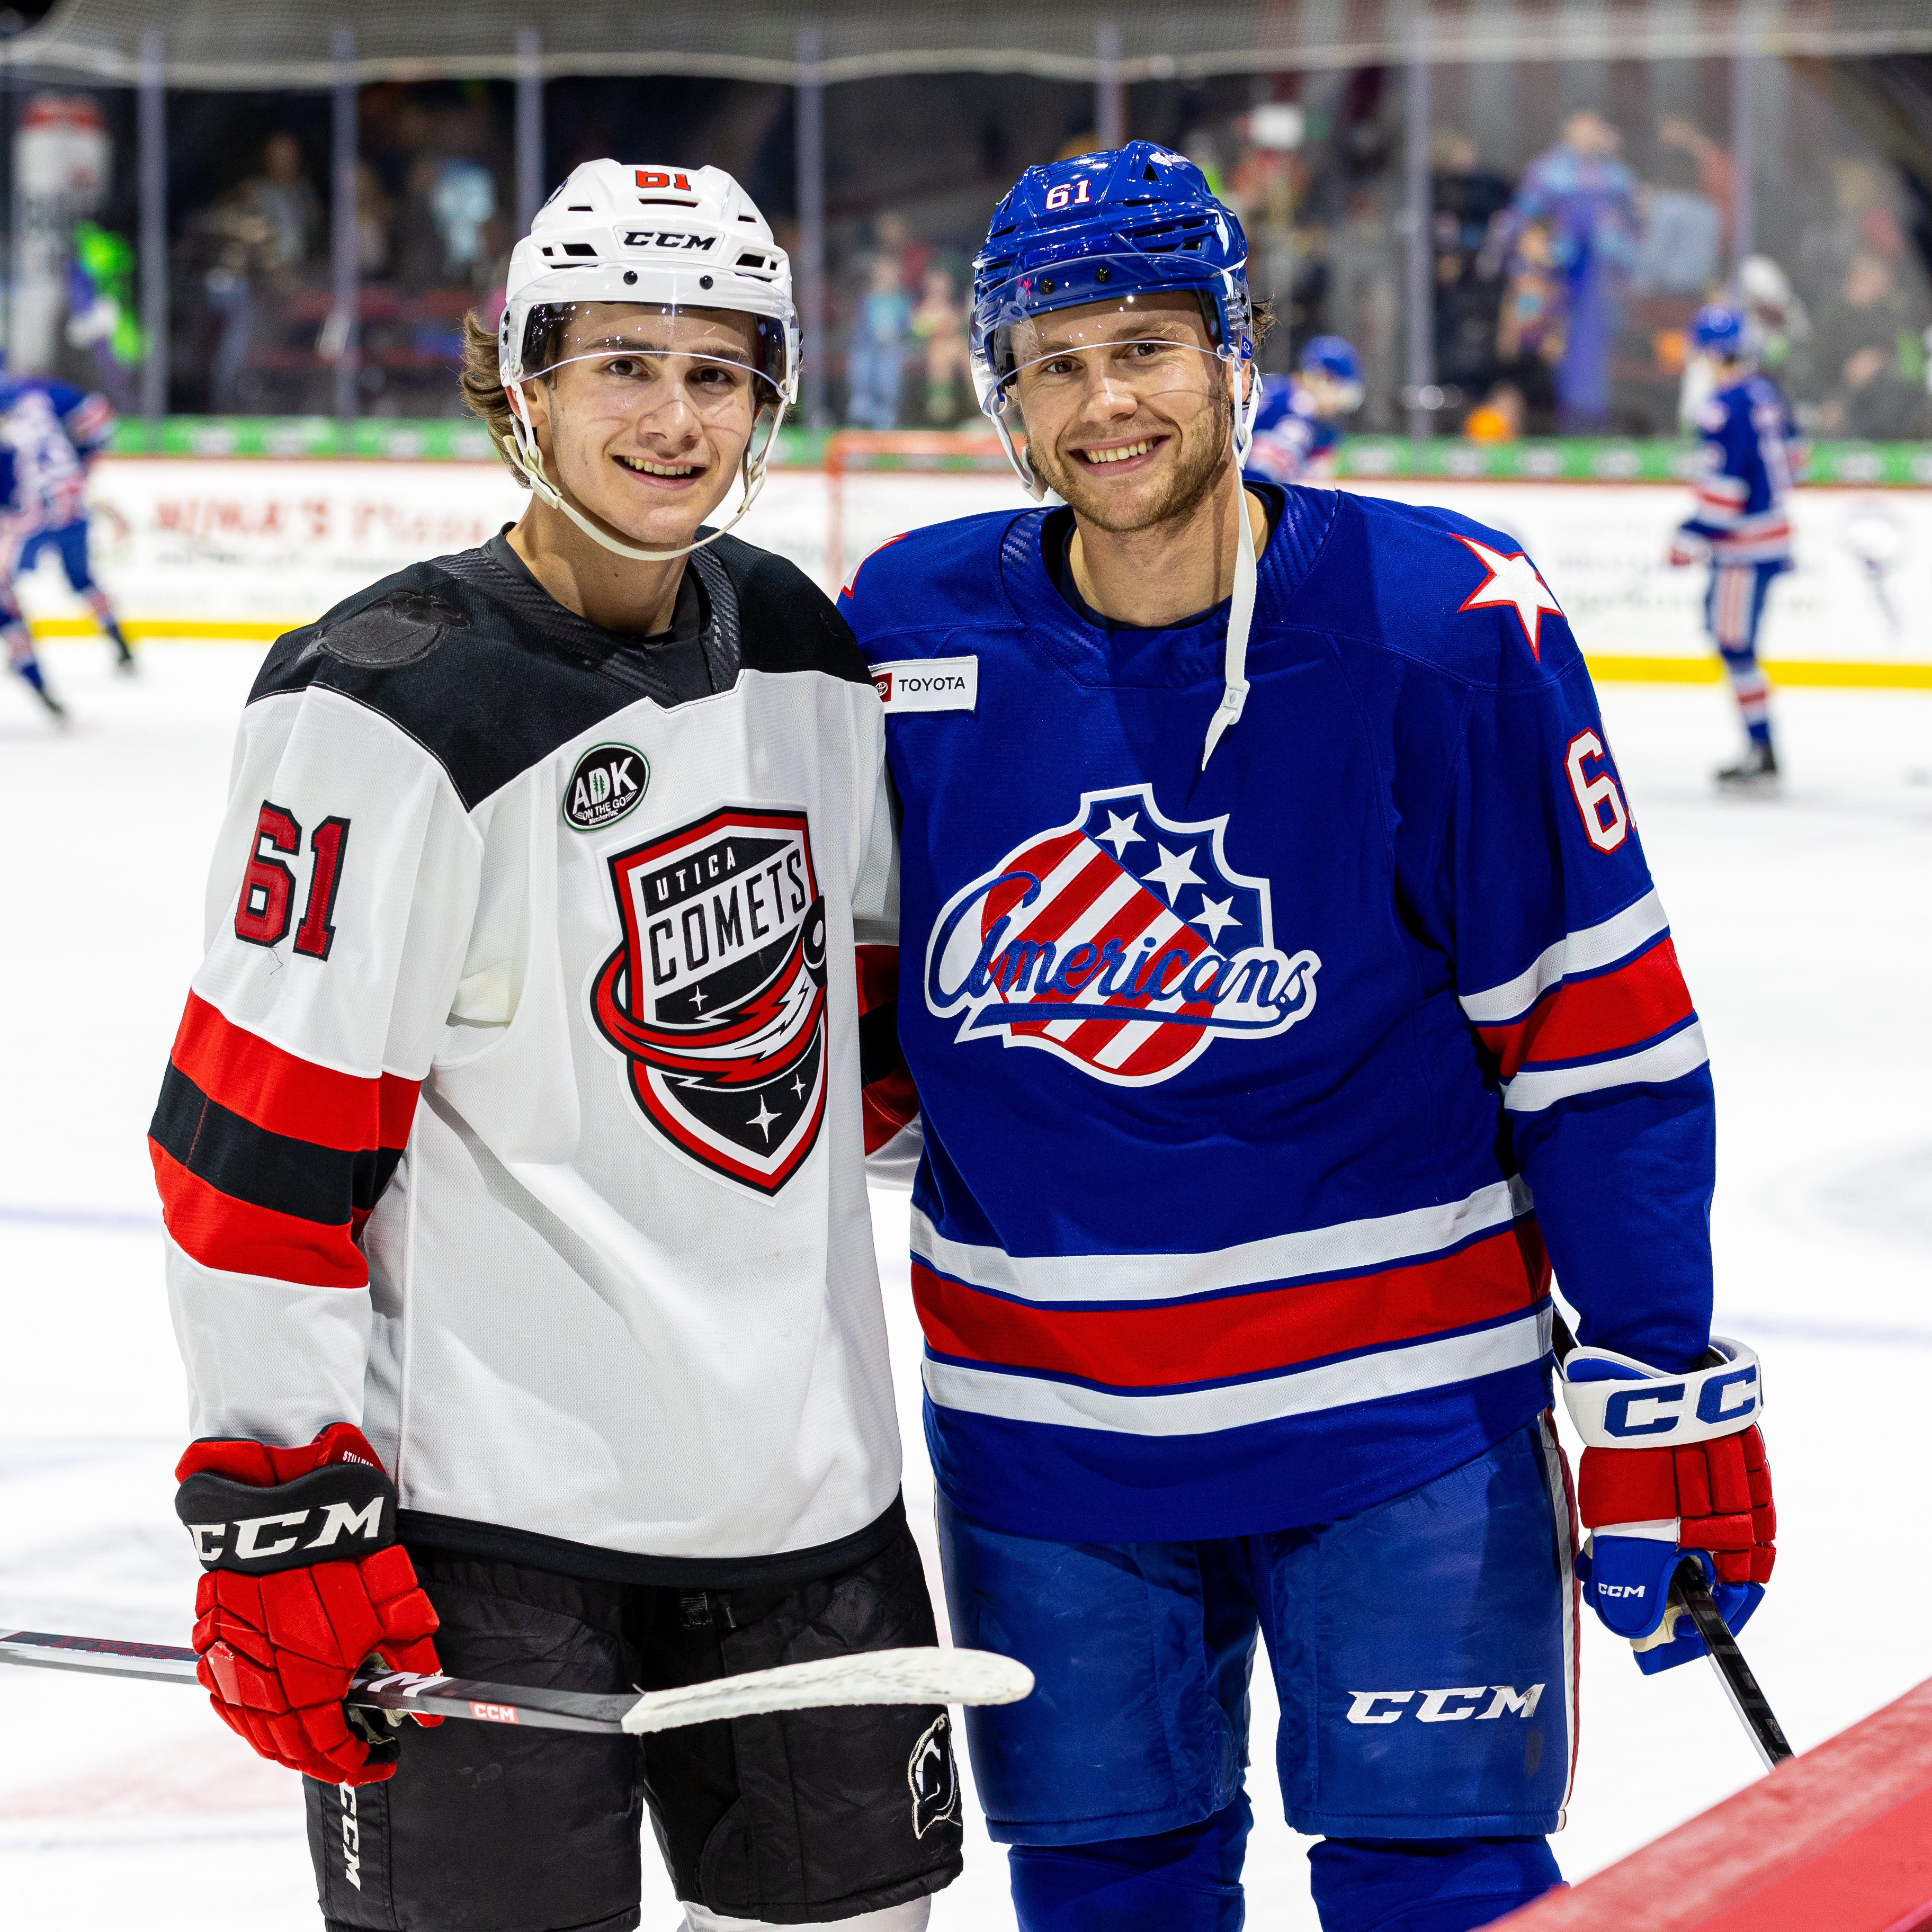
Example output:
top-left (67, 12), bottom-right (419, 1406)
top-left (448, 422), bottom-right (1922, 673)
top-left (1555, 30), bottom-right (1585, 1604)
top-left (925, 783), bottom-right (1319, 1086)
top-left (592, 807), bottom-right (828, 1194)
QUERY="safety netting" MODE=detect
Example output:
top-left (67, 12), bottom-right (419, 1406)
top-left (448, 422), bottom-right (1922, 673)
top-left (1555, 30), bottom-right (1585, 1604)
top-left (7, 0), bottom-right (1932, 89)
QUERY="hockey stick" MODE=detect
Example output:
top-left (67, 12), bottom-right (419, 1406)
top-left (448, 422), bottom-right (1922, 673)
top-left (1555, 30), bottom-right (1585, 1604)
top-left (0, 1629), bottom-right (1033, 1736)
top-left (1668, 1561), bottom-right (1794, 1770)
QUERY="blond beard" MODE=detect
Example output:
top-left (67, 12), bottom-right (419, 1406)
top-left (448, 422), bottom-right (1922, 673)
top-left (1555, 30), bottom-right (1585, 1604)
top-left (1029, 379), bottom-right (1233, 535)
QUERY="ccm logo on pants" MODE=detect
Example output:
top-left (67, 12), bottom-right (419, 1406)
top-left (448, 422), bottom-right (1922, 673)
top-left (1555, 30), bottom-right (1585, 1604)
top-left (1347, 1685), bottom-right (1545, 1725)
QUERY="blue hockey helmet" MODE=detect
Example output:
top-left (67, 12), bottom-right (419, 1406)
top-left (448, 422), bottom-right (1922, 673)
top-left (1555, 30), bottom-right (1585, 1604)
top-left (970, 140), bottom-right (1257, 498)
top-left (1298, 334), bottom-right (1362, 385)
top-left (1690, 303), bottom-right (1749, 358)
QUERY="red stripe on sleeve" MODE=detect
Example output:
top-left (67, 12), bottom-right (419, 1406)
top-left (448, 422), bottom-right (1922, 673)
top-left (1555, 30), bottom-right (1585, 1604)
top-left (150, 1142), bottom-right (368, 1289)
top-left (913, 1220), bottom-right (1548, 1390)
top-left (1478, 938), bottom-right (1696, 1079)
top-left (169, 992), bottom-right (421, 1153)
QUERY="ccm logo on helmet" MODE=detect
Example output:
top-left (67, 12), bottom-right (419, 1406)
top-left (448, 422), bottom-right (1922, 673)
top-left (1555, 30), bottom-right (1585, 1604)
top-left (623, 229), bottom-right (717, 252)
top-left (1603, 1366), bottom-right (1757, 1440)
top-left (1346, 1685), bottom-right (1545, 1725)
top-left (636, 169), bottom-right (693, 191)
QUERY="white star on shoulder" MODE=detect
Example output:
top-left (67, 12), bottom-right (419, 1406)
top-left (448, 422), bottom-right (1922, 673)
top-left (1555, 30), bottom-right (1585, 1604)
top-left (1095, 810), bottom-right (1143, 858)
top-left (1144, 843), bottom-right (1204, 904)
top-left (747, 1096), bottom-right (780, 1141)
top-left (1191, 894), bottom-right (1240, 943)
top-left (1453, 534), bottom-right (1564, 660)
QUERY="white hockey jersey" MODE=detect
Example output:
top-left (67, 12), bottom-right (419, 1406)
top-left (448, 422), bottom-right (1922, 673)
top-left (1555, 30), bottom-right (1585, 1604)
top-left (151, 532), bottom-right (907, 1582)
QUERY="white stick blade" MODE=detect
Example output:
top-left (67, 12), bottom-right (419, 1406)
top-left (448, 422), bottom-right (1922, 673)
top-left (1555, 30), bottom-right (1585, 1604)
top-left (621, 1645), bottom-right (1032, 1736)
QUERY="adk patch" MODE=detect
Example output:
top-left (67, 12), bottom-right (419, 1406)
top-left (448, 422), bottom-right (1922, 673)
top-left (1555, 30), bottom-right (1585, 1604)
top-left (564, 743), bottom-right (649, 831)
top-left (591, 806), bottom-right (828, 1194)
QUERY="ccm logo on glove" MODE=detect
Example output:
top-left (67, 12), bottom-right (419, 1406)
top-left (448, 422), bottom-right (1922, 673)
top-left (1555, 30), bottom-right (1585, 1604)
top-left (1597, 1365), bottom-right (1757, 1440)
top-left (177, 1462), bottom-right (394, 1572)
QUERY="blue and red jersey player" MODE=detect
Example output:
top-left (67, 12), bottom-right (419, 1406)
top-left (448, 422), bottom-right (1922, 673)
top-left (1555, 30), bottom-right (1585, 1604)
top-left (843, 144), bottom-right (1776, 1932)
top-left (0, 366), bottom-right (131, 721)
top-left (1241, 334), bottom-right (1361, 486)
top-left (1669, 303), bottom-right (1802, 789)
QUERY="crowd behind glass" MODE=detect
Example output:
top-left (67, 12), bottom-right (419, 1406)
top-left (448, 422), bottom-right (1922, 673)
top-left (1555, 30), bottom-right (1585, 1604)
top-left (28, 60), bottom-right (1932, 441)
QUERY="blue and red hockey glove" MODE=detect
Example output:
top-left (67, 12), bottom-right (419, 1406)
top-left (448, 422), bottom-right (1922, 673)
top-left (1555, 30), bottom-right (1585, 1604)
top-left (174, 1421), bottom-right (442, 1784)
top-left (1560, 1336), bottom-right (1775, 1675)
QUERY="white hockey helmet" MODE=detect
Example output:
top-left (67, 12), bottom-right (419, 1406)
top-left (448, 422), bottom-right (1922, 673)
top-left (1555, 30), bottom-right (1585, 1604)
top-left (496, 159), bottom-right (798, 563)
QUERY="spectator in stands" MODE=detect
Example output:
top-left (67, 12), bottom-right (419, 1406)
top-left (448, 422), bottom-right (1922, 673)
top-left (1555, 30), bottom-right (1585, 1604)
top-left (1501, 109), bottom-right (1642, 428)
top-left (1429, 128), bottom-right (1513, 415)
top-left (1496, 218), bottom-right (1564, 427)
top-left (1813, 251), bottom-right (1931, 438)
top-left (909, 264), bottom-right (972, 425)
top-left (189, 185), bottom-right (279, 413)
top-left (1327, 183), bottom-right (1400, 427)
top-left (1657, 116), bottom-right (1735, 264)
top-left (1635, 146), bottom-right (1722, 297)
top-left (252, 131), bottom-right (321, 270)
top-left (355, 162), bottom-right (392, 278)
top-left (846, 251), bottom-right (913, 430)
top-left (433, 158), bottom-right (497, 286)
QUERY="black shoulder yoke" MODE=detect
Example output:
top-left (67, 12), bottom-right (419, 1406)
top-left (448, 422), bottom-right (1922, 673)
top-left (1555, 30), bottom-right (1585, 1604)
top-left (706, 532), bottom-right (872, 687)
top-left (249, 536), bottom-right (870, 811)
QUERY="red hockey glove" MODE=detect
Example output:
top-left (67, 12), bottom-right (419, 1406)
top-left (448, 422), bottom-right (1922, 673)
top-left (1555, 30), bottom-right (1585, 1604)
top-left (1561, 1337), bottom-right (1776, 1675)
top-left (174, 1422), bottom-right (442, 1785)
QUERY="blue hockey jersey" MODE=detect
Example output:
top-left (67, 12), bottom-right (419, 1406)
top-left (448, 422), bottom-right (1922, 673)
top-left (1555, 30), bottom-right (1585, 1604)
top-left (1243, 373), bottom-right (1341, 485)
top-left (1680, 374), bottom-right (1800, 567)
top-left (844, 484), bottom-right (1715, 1544)
top-left (0, 375), bottom-right (113, 526)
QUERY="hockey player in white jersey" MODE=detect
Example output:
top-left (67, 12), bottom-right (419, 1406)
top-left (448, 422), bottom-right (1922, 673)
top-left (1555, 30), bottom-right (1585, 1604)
top-left (150, 163), bottom-right (959, 1931)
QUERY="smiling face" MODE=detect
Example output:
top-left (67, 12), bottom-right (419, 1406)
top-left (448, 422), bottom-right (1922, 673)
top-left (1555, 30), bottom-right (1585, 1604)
top-left (516, 303), bottom-right (765, 549)
top-left (1007, 294), bottom-right (1235, 535)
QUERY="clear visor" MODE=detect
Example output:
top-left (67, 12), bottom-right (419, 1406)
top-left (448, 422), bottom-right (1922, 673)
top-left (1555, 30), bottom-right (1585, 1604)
top-left (985, 301), bottom-right (1232, 424)
top-left (518, 301), bottom-right (790, 418)
top-left (977, 268), bottom-right (1233, 412)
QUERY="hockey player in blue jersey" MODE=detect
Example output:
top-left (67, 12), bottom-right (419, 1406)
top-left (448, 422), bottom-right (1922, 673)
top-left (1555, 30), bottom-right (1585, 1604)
top-left (1242, 334), bottom-right (1362, 486)
top-left (0, 369), bottom-right (130, 718)
top-left (842, 144), bottom-right (1777, 1932)
top-left (1669, 303), bottom-right (1800, 791)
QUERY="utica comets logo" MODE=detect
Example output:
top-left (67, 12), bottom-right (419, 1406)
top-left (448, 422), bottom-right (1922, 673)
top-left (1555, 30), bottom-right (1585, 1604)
top-left (592, 806), bottom-right (827, 1194)
top-left (925, 784), bottom-right (1319, 1086)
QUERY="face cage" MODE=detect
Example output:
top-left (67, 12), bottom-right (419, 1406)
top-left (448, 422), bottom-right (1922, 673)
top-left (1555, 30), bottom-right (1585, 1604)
top-left (502, 302), bottom-right (794, 565)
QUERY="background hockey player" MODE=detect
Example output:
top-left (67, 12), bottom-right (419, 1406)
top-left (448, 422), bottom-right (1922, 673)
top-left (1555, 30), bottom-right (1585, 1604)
top-left (1669, 302), bottom-right (1802, 791)
top-left (843, 142), bottom-right (1775, 1932)
top-left (0, 362), bottom-right (132, 718)
top-left (1241, 334), bottom-right (1361, 486)
top-left (151, 162), bottom-right (960, 1932)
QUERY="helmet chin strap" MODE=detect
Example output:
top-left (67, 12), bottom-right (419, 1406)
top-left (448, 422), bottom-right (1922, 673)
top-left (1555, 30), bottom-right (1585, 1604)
top-left (505, 384), bottom-right (781, 565)
top-left (1200, 464), bottom-right (1256, 771)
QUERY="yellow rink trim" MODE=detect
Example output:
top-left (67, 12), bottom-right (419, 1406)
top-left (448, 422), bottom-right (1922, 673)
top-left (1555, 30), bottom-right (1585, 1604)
top-left (26, 620), bottom-right (1932, 689)
top-left (1585, 653), bottom-right (1932, 688)
top-left (29, 616), bottom-right (299, 641)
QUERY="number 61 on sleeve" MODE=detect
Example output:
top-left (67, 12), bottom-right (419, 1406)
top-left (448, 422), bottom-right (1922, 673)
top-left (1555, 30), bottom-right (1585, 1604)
top-left (1565, 730), bottom-right (1631, 853)
top-left (234, 801), bottom-right (351, 960)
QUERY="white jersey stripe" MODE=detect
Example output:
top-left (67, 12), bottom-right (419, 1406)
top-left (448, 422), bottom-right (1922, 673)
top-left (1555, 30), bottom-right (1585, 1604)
top-left (922, 1304), bottom-right (1551, 1437)
top-left (1502, 1021), bottom-right (1709, 1114)
top-left (1459, 888), bottom-right (1670, 1026)
top-left (911, 1174), bottom-right (1532, 1307)
top-left (1534, 1411), bottom-right (1581, 1826)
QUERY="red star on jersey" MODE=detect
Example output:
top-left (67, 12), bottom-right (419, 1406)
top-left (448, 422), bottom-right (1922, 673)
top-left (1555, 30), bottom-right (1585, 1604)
top-left (1452, 534), bottom-right (1564, 660)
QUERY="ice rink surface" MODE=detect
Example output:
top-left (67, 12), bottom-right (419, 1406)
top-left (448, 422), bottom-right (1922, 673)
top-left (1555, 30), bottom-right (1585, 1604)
top-left (2, 639), bottom-right (1928, 1929)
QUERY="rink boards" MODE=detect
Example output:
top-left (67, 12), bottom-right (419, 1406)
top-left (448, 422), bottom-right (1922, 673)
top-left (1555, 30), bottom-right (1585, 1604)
top-left (17, 455), bottom-right (1932, 684)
